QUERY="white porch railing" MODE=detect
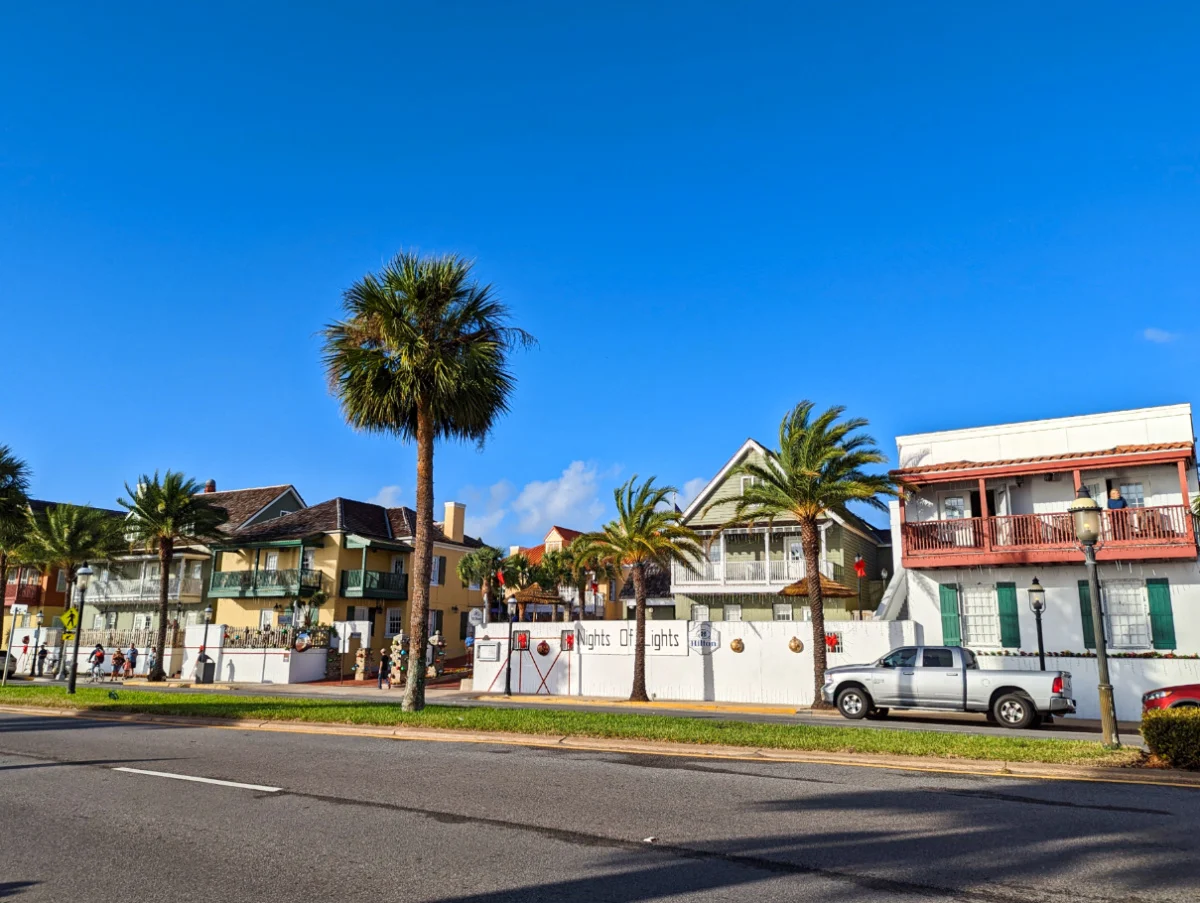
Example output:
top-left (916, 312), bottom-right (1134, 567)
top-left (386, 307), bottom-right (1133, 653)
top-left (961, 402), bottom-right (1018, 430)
top-left (671, 558), bottom-right (834, 587)
top-left (91, 575), bottom-right (204, 603)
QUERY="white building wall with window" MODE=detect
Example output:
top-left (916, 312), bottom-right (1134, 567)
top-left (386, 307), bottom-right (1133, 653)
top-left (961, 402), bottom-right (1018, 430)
top-left (902, 559), bottom-right (1200, 655)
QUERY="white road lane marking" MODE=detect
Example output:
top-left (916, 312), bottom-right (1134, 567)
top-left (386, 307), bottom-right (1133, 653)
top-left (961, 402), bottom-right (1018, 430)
top-left (112, 767), bottom-right (280, 792)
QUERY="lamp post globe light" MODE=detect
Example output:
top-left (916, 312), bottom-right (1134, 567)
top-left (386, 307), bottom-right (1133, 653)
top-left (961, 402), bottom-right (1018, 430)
top-left (1067, 486), bottom-right (1120, 748)
top-left (1027, 577), bottom-right (1047, 671)
top-left (67, 563), bottom-right (93, 695)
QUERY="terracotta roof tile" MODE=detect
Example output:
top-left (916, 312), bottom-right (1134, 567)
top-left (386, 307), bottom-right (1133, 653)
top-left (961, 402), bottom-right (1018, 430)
top-left (549, 526), bottom-right (584, 542)
top-left (892, 442), bottom-right (1193, 478)
top-left (520, 544), bottom-right (546, 565)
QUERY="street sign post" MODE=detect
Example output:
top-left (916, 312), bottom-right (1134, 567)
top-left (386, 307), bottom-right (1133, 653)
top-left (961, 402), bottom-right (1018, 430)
top-left (60, 608), bottom-right (80, 632)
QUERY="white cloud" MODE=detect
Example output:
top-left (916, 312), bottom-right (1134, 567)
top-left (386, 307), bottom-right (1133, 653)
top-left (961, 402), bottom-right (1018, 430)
top-left (1144, 327), bottom-right (1178, 343)
top-left (462, 480), bottom-right (514, 541)
top-left (511, 461), bottom-right (607, 535)
top-left (368, 485), bottom-right (405, 507)
top-left (677, 477), bottom-right (708, 510)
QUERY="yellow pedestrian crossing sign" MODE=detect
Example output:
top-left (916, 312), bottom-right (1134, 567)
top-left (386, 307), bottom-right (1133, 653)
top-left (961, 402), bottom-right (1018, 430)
top-left (60, 608), bottom-right (80, 631)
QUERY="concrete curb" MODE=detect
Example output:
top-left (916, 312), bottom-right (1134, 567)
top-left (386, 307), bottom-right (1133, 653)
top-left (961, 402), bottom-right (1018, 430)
top-left (1, 702), bottom-right (1195, 788)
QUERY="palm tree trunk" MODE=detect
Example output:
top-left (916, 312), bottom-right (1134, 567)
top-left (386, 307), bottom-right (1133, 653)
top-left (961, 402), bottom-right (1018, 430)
top-left (800, 517), bottom-right (830, 707)
top-left (150, 540), bottom-right (173, 681)
top-left (630, 564), bottom-right (649, 702)
top-left (55, 578), bottom-right (74, 680)
top-left (402, 401), bottom-right (434, 712)
top-left (577, 578), bottom-right (588, 621)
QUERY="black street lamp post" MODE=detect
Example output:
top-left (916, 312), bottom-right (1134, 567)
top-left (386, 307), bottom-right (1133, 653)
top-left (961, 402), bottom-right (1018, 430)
top-left (27, 609), bottom-right (44, 676)
top-left (503, 602), bottom-right (517, 697)
top-left (1028, 577), bottom-right (1047, 671)
top-left (1068, 486), bottom-right (1120, 748)
top-left (67, 563), bottom-right (93, 695)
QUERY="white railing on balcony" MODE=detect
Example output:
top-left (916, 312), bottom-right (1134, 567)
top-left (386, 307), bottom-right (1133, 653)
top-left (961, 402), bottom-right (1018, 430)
top-left (91, 574), bottom-right (204, 603)
top-left (672, 558), bottom-right (834, 586)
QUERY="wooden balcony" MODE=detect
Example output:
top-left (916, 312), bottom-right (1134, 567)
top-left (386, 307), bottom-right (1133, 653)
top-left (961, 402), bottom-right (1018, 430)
top-left (209, 568), bottom-right (323, 598)
top-left (3, 583), bottom-right (42, 606)
top-left (340, 569), bottom-right (408, 600)
top-left (901, 505), bottom-right (1198, 568)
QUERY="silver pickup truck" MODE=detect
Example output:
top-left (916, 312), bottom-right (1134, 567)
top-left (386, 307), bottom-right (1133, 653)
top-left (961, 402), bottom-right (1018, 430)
top-left (821, 645), bottom-right (1075, 729)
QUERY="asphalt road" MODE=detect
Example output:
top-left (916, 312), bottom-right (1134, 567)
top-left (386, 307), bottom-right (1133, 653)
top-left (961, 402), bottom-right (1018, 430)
top-left (0, 712), bottom-right (1193, 902)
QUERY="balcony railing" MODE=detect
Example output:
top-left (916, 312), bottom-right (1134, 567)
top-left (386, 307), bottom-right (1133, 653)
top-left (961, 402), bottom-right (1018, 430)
top-left (672, 558), bottom-right (835, 587)
top-left (3, 583), bottom-right (42, 606)
top-left (209, 568), bottom-right (323, 597)
top-left (341, 569), bottom-right (408, 600)
top-left (901, 504), bottom-right (1197, 566)
top-left (91, 575), bottom-right (205, 604)
top-left (222, 625), bottom-right (331, 650)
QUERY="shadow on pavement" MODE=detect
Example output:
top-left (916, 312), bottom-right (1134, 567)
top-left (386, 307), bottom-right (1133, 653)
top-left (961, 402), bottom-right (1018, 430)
top-left (429, 780), bottom-right (1196, 902)
top-left (0, 882), bottom-right (38, 899)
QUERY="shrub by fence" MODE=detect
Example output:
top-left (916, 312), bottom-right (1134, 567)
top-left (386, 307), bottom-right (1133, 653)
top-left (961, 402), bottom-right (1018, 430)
top-left (1142, 708), bottom-right (1200, 770)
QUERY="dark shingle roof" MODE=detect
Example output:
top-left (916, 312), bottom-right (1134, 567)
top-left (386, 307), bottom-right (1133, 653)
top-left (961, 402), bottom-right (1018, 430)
top-left (199, 485), bottom-right (298, 533)
top-left (224, 498), bottom-right (483, 548)
top-left (28, 499), bottom-right (124, 518)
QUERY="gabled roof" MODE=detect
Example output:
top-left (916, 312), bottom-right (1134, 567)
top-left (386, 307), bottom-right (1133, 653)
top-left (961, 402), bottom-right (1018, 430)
top-left (548, 526), bottom-right (584, 543)
top-left (199, 485), bottom-right (304, 533)
top-left (680, 438), bottom-right (769, 522)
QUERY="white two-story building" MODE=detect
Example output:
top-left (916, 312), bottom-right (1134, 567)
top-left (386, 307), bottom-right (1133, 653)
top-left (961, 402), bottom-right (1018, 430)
top-left (880, 404), bottom-right (1200, 662)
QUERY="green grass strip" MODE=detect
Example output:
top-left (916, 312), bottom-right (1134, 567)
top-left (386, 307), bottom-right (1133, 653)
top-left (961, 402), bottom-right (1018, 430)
top-left (0, 685), bottom-right (1138, 767)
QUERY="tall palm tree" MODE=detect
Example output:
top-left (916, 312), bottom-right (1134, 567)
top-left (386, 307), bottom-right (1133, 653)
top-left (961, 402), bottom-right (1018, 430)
top-left (537, 549), bottom-right (571, 621)
top-left (456, 545), bottom-right (505, 619)
top-left (21, 503), bottom-right (126, 679)
top-left (0, 447), bottom-right (31, 656)
top-left (714, 401), bottom-right (899, 703)
top-left (323, 251), bottom-right (533, 712)
top-left (578, 477), bottom-right (702, 701)
top-left (118, 472), bottom-right (229, 681)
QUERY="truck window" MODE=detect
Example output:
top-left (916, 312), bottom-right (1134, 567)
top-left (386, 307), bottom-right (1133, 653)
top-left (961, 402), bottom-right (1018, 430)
top-left (961, 648), bottom-right (979, 670)
top-left (880, 647), bottom-right (918, 669)
top-left (922, 648), bottom-right (954, 668)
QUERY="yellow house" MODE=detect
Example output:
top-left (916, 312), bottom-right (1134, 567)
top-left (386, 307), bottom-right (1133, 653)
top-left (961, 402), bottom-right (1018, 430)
top-left (209, 497), bottom-right (485, 669)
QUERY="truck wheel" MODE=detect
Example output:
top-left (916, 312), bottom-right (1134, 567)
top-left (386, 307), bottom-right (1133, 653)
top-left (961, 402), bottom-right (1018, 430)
top-left (836, 687), bottom-right (870, 719)
top-left (992, 693), bottom-right (1036, 729)
top-left (865, 708), bottom-right (889, 720)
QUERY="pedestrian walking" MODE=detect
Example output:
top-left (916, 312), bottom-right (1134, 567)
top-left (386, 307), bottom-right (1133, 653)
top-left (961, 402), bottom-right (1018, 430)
top-left (87, 645), bottom-right (105, 682)
top-left (36, 645), bottom-right (47, 677)
top-left (147, 646), bottom-right (158, 677)
top-left (377, 648), bottom-right (392, 690)
top-left (126, 644), bottom-right (138, 677)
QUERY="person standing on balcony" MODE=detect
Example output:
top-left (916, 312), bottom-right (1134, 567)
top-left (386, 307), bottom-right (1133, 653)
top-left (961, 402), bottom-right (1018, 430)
top-left (1108, 487), bottom-right (1128, 540)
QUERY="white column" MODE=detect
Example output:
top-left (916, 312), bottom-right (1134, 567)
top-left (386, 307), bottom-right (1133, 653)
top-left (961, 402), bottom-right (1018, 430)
top-left (764, 530), bottom-right (771, 584)
top-left (719, 533), bottom-right (727, 585)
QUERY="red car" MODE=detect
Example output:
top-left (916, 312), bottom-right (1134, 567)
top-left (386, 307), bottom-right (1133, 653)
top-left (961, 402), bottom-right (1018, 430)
top-left (1142, 684), bottom-right (1200, 711)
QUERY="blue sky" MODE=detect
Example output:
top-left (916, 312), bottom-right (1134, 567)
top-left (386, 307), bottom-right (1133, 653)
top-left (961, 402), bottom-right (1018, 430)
top-left (3, 3), bottom-right (1199, 544)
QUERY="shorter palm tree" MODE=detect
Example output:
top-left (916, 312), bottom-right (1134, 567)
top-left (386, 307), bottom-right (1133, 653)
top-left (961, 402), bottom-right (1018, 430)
top-left (563, 539), bottom-right (615, 620)
top-left (712, 401), bottom-right (899, 703)
top-left (577, 477), bottom-right (702, 701)
top-left (456, 546), bottom-right (506, 619)
top-left (118, 472), bottom-right (229, 681)
top-left (501, 552), bottom-right (538, 619)
top-left (21, 503), bottom-right (126, 679)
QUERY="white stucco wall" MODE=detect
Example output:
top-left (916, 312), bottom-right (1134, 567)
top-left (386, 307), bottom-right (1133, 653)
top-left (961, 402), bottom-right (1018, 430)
top-left (472, 620), bottom-right (919, 706)
top-left (178, 625), bottom-right (328, 684)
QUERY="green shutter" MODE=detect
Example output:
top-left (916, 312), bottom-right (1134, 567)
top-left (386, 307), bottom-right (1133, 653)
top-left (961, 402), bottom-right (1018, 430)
top-left (1078, 580), bottom-right (1096, 650)
top-left (996, 583), bottom-right (1021, 648)
top-left (939, 584), bottom-right (961, 646)
top-left (1147, 579), bottom-right (1176, 650)
top-left (438, 556), bottom-right (447, 585)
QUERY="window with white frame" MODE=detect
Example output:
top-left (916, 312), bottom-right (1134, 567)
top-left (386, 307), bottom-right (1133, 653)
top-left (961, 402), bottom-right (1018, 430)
top-left (92, 613), bottom-right (106, 630)
top-left (185, 610), bottom-right (200, 626)
top-left (740, 476), bottom-right (758, 494)
top-left (264, 551), bottom-right (279, 571)
top-left (1118, 483), bottom-right (1145, 508)
top-left (386, 608), bottom-right (404, 636)
top-left (133, 613), bottom-right (153, 630)
top-left (1104, 580), bottom-right (1151, 648)
top-left (724, 603), bottom-right (742, 622)
top-left (301, 548), bottom-right (315, 572)
top-left (259, 609), bottom-right (273, 629)
top-left (690, 603), bottom-right (710, 621)
top-left (772, 602), bottom-right (793, 621)
top-left (960, 586), bottom-right (1001, 647)
top-left (943, 496), bottom-right (966, 520)
top-left (92, 611), bottom-right (117, 630)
